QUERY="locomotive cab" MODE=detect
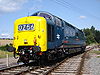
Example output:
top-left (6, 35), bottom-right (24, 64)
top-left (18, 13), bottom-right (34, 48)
top-left (13, 16), bottom-right (47, 63)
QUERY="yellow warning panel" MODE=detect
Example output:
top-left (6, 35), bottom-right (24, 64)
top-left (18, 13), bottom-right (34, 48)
top-left (13, 16), bottom-right (47, 52)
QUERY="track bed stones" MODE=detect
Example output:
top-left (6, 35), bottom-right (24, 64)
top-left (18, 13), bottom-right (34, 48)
top-left (49, 55), bottom-right (83, 75)
top-left (82, 50), bottom-right (100, 75)
top-left (0, 51), bottom-right (90, 75)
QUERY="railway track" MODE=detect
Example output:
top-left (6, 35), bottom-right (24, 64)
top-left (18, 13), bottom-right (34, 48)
top-left (0, 49), bottom-right (90, 75)
top-left (46, 51), bottom-right (88, 75)
top-left (25, 51), bottom-right (88, 75)
top-left (0, 63), bottom-right (41, 75)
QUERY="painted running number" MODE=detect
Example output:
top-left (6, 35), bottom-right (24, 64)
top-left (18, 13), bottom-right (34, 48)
top-left (18, 24), bottom-right (34, 31)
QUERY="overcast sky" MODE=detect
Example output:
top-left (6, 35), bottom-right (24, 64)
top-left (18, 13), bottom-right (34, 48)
top-left (0, 0), bottom-right (100, 38)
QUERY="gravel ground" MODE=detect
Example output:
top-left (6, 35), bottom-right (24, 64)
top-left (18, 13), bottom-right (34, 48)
top-left (83, 51), bottom-right (100, 75)
top-left (0, 48), bottom-right (100, 75)
top-left (89, 54), bottom-right (100, 75)
top-left (0, 57), bottom-right (18, 69)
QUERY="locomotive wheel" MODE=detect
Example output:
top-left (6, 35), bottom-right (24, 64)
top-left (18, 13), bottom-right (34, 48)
top-left (40, 55), bottom-right (45, 66)
top-left (47, 51), bottom-right (57, 61)
top-left (19, 54), bottom-right (29, 64)
top-left (47, 53), bottom-right (53, 61)
top-left (22, 57), bottom-right (29, 64)
top-left (81, 47), bottom-right (85, 52)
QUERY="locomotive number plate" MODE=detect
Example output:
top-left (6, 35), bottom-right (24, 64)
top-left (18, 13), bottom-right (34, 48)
top-left (18, 24), bottom-right (34, 31)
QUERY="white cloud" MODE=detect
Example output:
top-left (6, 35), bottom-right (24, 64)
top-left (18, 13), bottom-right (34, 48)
top-left (79, 16), bottom-right (86, 19)
top-left (0, 33), bottom-right (11, 38)
top-left (0, 0), bottom-right (28, 13)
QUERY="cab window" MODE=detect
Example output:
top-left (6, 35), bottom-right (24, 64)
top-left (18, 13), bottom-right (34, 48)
top-left (55, 17), bottom-right (62, 27)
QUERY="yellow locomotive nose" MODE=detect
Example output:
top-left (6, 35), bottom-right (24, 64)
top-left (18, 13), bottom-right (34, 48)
top-left (13, 16), bottom-right (47, 53)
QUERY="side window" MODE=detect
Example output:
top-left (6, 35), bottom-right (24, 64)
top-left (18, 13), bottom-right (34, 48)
top-left (78, 31), bottom-right (85, 39)
top-left (64, 23), bottom-right (75, 37)
top-left (55, 17), bottom-right (62, 27)
top-left (76, 33), bottom-right (78, 36)
top-left (47, 24), bottom-right (54, 42)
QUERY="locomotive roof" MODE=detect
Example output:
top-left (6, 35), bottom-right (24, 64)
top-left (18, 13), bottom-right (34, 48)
top-left (31, 11), bottom-right (82, 32)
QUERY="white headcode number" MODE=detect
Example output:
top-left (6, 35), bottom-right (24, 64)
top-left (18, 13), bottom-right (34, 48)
top-left (18, 24), bottom-right (34, 31)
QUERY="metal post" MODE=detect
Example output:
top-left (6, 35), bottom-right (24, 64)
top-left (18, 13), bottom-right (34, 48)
top-left (6, 54), bottom-right (9, 67)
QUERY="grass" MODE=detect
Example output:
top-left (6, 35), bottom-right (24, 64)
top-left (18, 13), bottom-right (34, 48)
top-left (0, 50), bottom-right (13, 58)
top-left (90, 50), bottom-right (100, 55)
top-left (0, 44), bottom-right (13, 58)
top-left (97, 56), bottom-right (100, 58)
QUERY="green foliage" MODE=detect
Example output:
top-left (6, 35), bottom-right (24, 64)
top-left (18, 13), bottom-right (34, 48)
top-left (86, 35), bottom-right (96, 44)
top-left (95, 30), bottom-right (100, 43)
top-left (0, 44), bottom-right (13, 58)
top-left (83, 26), bottom-right (100, 45)
top-left (0, 44), bottom-right (9, 51)
top-left (97, 56), bottom-right (100, 58)
top-left (90, 50), bottom-right (100, 55)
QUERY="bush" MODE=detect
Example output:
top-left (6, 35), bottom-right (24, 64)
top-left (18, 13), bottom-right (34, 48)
top-left (0, 44), bottom-right (10, 51)
top-left (90, 50), bottom-right (100, 55)
top-left (0, 50), bottom-right (13, 58)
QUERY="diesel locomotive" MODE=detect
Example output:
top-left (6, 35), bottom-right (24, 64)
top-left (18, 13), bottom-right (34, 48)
top-left (11, 11), bottom-right (86, 64)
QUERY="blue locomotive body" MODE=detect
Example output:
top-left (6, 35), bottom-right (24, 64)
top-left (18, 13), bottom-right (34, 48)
top-left (32, 11), bottom-right (86, 50)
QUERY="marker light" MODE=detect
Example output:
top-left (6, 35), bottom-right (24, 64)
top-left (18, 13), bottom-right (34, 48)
top-left (63, 41), bottom-right (69, 43)
top-left (34, 37), bottom-right (37, 46)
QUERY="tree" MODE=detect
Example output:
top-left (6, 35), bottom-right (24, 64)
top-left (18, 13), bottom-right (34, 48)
top-left (83, 26), bottom-right (97, 45)
top-left (95, 30), bottom-right (100, 43)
